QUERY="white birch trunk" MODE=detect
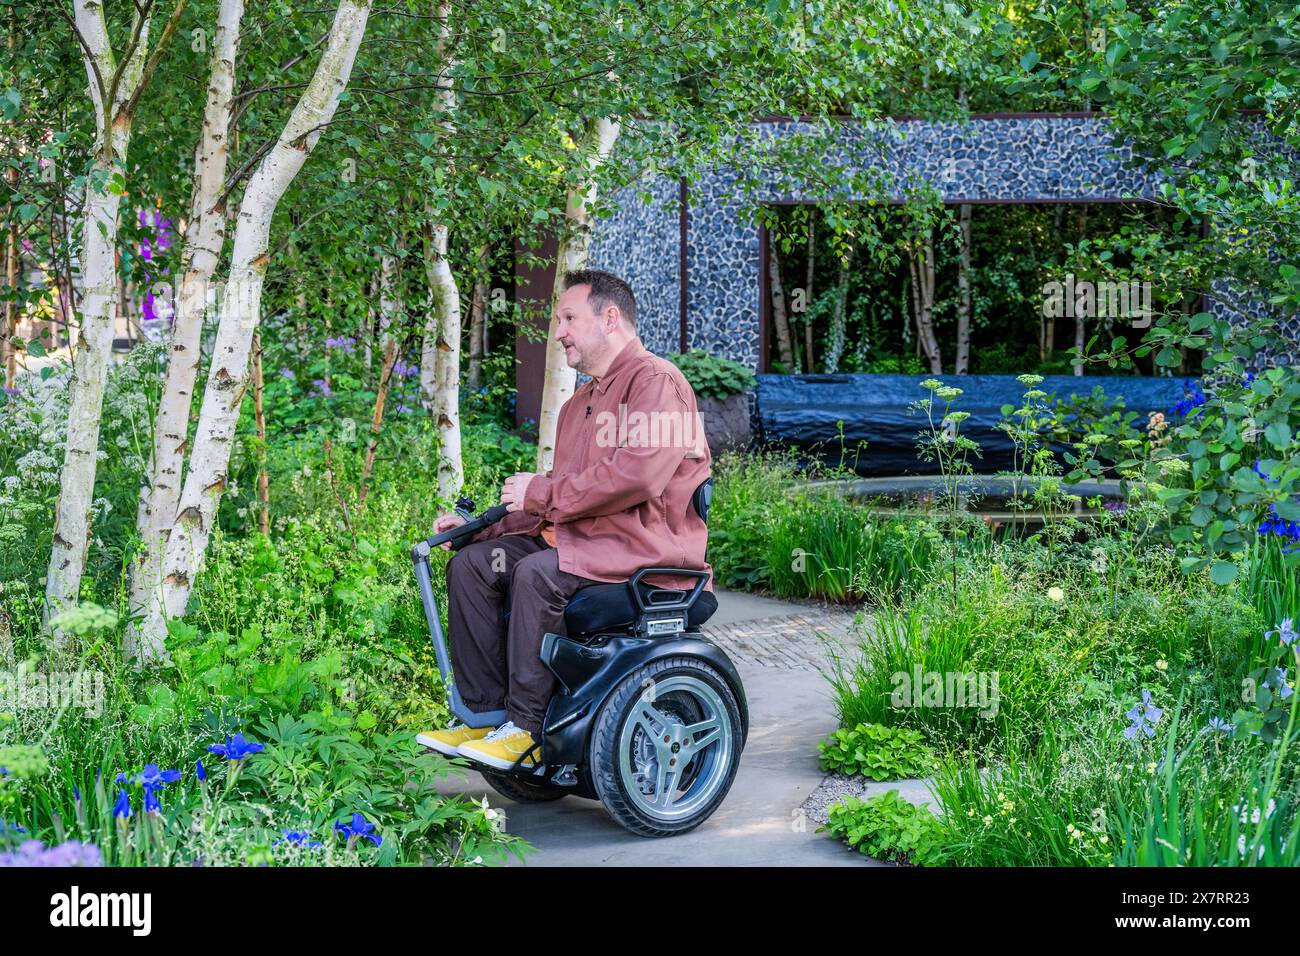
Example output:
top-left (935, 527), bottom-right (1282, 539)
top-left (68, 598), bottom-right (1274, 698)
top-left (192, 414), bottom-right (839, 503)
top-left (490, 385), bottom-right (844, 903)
top-left (955, 203), bottom-right (972, 375)
top-left (45, 2), bottom-right (152, 629)
top-left (535, 115), bottom-right (620, 474)
top-left (379, 247), bottom-right (398, 352)
top-left (142, 0), bottom-right (371, 654)
top-left (766, 230), bottom-right (794, 369)
top-left (419, 0), bottom-right (463, 501)
top-left (422, 222), bottom-right (463, 500)
top-left (126, 0), bottom-right (245, 662)
top-left (466, 242), bottom-right (489, 390)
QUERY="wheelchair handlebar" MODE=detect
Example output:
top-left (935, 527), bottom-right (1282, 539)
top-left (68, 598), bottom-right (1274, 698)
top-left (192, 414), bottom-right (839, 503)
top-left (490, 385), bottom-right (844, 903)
top-left (421, 503), bottom-right (510, 553)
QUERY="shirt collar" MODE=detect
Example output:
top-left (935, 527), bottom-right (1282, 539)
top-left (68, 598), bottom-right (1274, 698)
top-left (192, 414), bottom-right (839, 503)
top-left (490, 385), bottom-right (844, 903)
top-left (592, 338), bottom-right (644, 395)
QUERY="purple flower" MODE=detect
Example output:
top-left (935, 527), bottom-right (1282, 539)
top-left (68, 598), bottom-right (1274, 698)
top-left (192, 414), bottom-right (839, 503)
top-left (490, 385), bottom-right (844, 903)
top-left (335, 812), bottom-right (382, 847)
top-left (113, 789), bottom-right (131, 820)
top-left (325, 335), bottom-right (356, 354)
top-left (144, 787), bottom-right (161, 814)
top-left (279, 368), bottom-right (294, 379)
top-left (1, 385), bottom-right (18, 397)
top-left (393, 359), bottom-right (419, 378)
top-left (311, 379), bottom-right (333, 398)
top-left (1258, 507), bottom-right (1300, 553)
top-left (0, 839), bottom-right (103, 867)
top-left (1264, 666), bottom-right (1294, 701)
top-left (207, 733), bottom-right (265, 761)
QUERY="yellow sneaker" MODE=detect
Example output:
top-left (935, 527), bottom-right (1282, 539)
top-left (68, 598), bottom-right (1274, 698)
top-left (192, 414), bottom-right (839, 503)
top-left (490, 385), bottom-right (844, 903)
top-left (416, 723), bottom-right (496, 757)
top-left (457, 721), bottom-right (539, 770)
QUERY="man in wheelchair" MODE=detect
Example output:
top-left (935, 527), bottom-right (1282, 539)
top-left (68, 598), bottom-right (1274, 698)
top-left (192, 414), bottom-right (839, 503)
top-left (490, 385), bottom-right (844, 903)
top-left (417, 269), bottom-right (713, 771)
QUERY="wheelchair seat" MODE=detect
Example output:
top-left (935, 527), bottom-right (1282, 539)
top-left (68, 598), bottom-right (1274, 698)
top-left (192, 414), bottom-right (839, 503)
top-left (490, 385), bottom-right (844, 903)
top-left (562, 475), bottom-right (716, 636)
top-left (565, 580), bottom-right (718, 636)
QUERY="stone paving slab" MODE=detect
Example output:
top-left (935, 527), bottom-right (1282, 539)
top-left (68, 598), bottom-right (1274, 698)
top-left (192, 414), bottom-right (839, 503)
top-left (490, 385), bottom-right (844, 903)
top-left (701, 607), bottom-right (867, 670)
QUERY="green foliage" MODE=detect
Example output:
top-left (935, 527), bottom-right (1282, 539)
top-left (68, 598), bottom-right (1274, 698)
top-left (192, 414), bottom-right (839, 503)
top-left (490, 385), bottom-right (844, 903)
top-left (822, 790), bottom-right (949, 866)
top-left (766, 490), bottom-right (936, 603)
top-left (818, 722), bottom-right (938, 780)
top-left (705, 449), bottom-right (803, 589)
top-left (665, 350), bottom-right (756, 401)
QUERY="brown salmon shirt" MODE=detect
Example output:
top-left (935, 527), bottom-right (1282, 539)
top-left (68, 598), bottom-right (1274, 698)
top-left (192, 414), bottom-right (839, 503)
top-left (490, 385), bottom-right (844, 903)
top-left (474, 338), bottom-right (712, 591)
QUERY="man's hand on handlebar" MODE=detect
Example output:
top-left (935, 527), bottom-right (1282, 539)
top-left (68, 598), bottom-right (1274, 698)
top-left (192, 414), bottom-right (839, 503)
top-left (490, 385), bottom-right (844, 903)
top-left (432, 513), bottom-right (467, 549)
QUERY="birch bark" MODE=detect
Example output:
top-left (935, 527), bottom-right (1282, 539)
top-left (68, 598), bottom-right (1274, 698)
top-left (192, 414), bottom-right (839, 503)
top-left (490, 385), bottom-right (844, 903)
top-left (126, 0), bottom-right (245, 661)
top-left (419, 1), bottom-right (463, 501)
top-left (143, 0), bottom-right (371, 651)
top-left (46, 1), bottom-right (157, 628)
top-left (535, 115), bottom-right (620, 473)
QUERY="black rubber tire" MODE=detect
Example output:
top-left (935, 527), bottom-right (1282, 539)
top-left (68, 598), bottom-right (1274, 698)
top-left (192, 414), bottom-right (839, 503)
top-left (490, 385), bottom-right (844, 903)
top-left (480, 769), bottom-right (569, 803)
top-left (589, 656), bottom-right (744, 837)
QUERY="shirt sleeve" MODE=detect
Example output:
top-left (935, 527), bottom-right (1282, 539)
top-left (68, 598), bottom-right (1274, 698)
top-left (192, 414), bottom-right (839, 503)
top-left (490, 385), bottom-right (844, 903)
top-left (522, 370), bottom-right (689, 522)
top-left (471, 509), bottom-right (544, 544)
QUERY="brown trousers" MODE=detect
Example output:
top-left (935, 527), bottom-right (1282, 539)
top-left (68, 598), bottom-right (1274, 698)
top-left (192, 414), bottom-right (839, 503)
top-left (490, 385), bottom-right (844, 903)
top-left (445, 534), bottom-right (602, 734)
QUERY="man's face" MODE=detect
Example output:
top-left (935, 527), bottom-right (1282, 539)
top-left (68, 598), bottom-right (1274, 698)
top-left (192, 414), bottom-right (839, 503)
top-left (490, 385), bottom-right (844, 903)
top-left (554, 284), bottom-right (611, 373)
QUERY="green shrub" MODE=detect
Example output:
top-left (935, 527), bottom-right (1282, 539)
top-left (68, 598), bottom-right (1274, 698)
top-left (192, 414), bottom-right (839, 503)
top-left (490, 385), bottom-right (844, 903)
top-left (818, 722), bottom-right (939, 780)
top-left (665, 349), bottom-right (756, 400)
top-left (822, 790), bottom-right (949, 866)
top-left (706, 449), bottom-right (802, 589)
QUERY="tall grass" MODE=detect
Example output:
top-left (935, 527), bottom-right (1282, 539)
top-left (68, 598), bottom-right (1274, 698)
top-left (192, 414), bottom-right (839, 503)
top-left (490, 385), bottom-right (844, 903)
top-left (765, 491), bottom-right (936, 603)
top-left (1243, 535), bottom-right (1300, 635)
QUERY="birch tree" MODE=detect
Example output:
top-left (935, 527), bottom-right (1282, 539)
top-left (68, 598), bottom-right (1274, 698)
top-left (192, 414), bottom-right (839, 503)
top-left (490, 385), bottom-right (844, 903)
top-left (141, 0), bottom-right (371, 656)
top-left (766, 230), bottom-right (794, 369)
top-left (126, 0), bottom-right (245, 661)
top-left (419, 0), bottom-right (463, 502)
top-left (535, 114), bottom-right (619, 474)
top-left (955, 202), bottom-right (972, 374)
top-left (45, 0), bottom-right (186, 631)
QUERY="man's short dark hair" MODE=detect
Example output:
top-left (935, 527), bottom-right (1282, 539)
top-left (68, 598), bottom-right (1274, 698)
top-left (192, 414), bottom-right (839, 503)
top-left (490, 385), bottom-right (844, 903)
top-left (563, 269), bottom-right (637, 330)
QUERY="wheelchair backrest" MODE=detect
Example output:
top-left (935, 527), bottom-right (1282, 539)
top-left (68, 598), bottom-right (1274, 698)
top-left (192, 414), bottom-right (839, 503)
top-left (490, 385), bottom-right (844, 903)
top-left (692, 477), bottom-right (713, 523)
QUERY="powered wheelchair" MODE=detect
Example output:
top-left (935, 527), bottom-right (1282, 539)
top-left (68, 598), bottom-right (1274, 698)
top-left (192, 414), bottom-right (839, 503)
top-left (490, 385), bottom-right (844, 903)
top-left (409, 478), bottom-right (748, 837)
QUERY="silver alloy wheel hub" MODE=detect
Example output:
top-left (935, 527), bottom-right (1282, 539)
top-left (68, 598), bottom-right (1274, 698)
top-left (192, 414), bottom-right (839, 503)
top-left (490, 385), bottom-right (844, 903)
top-left (618, 675), bottom-right (733, 823)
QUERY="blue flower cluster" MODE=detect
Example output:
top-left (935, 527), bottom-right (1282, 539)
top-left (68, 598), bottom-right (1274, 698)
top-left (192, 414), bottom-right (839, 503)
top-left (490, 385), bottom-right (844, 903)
top-left (1168, 379), bottom-right (1208, 418)
top-left (1254, 461), bottom-right (1300, 553)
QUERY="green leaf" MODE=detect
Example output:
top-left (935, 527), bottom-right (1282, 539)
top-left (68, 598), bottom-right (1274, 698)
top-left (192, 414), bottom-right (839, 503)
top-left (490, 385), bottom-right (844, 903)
top-left (1210, 560), bottom-right (1237, 585)
top-left (1265, 422), bottom-right (1291, 450)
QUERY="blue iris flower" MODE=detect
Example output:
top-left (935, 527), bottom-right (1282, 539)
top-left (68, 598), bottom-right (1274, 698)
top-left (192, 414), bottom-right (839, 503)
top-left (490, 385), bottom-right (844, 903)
top-left (207, 734), bottom-right (266, 761)
top-left (1267, 618), bottom-right (1297, 647)
top-left (195, 759), bottom-right (207, 782)
top-left (113, 790), bottom-right (131, 820)
top-left (335, 813), bottom-right (383, 847)
top-left (1124, 689), bottom-right (1163, 740)
top-left (135, 764), bottom-right (182, 790)
top-left (1205, 716), bottom-right (1234, 737)
top-left (275, 830), bottom-right (325, 849)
